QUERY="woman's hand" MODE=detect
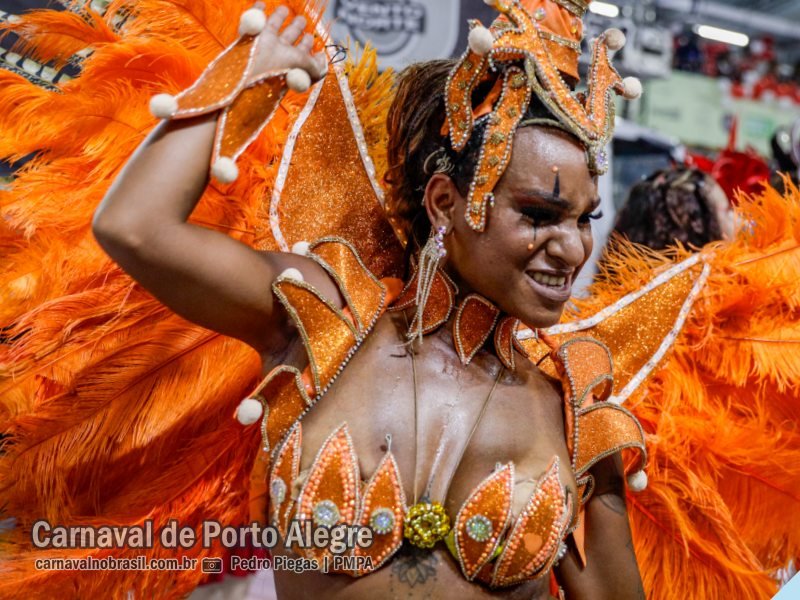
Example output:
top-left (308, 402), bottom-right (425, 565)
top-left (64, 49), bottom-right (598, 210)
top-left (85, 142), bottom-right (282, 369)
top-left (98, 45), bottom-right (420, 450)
top-left (251, 5), bottom-right (327, 82)
top-left (93, 6), bottom-right (341, 357)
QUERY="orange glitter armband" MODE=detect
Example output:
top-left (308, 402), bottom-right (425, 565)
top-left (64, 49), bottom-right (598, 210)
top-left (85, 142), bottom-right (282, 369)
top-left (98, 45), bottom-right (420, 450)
top-left (147, 6), bottom-right (315, 184)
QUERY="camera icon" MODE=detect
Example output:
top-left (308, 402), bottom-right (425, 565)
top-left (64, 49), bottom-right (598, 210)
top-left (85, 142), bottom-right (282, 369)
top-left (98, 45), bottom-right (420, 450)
top-left (201, 557), bottom-right (223, 574)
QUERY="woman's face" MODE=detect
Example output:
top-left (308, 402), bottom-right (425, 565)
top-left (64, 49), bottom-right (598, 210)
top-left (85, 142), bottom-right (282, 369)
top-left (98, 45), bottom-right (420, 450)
top-left (438, 126), bottom-right (599, 328)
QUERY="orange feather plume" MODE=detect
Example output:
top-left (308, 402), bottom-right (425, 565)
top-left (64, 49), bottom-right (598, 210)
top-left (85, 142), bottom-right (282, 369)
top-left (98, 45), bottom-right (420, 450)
top-left (573, 179), bottom-right (800, 598)
top-left (0, 1), bottom-right (333, 597)
top-left (0, 8), bottom-right (119, 67)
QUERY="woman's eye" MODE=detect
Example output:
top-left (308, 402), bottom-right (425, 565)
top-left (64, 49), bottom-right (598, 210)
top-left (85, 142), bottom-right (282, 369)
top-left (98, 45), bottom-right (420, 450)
top-left (521, 207), bottom-right (556, 224)
top-left (579, 210), bottom-right (604, 225)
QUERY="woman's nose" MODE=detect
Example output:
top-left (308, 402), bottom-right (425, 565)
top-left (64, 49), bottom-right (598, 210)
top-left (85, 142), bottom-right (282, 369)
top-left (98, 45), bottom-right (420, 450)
top-left (545, 224), bottom-right (588, 268)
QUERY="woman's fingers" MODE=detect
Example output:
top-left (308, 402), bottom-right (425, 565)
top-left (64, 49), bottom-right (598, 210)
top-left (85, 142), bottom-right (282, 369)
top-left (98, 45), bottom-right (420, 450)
top-left (314, 52), bottom-right (328, 78)
top-left (300, 51), bottom-right (328, 81)
top-left (297, 33), bottom-right (313, 53)
top-left (265, 5), bottom-right (289, 34)
top-left (280, 15), bottom-right (307, 45)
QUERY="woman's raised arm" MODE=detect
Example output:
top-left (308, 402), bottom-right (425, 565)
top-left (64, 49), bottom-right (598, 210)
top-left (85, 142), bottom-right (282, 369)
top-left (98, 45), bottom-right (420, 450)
top-left (92, 6), bottom-right (339, 356)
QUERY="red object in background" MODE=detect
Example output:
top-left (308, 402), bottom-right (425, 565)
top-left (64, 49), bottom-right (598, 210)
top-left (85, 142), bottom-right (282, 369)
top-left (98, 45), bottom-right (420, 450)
top-left (752, 76), bottom-right (776, 100)
top-left (776, 82), bottom-right (795, 100)
top-left (686, 118), bottom-right (771, 203)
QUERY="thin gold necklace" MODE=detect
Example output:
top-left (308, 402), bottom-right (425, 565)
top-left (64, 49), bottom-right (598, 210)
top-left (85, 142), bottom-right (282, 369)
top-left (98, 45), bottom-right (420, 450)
top-left (403, 310), bottom-right (504, 549)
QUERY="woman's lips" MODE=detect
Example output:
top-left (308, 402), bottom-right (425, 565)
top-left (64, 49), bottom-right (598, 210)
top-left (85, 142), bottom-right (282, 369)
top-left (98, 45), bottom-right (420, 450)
top-left (526, 271), bottom-right (572, 304)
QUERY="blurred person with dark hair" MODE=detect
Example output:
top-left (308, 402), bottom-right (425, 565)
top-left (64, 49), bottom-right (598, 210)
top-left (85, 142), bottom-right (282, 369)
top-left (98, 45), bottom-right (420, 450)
top-left (612, 166), bottom-right (734, 251)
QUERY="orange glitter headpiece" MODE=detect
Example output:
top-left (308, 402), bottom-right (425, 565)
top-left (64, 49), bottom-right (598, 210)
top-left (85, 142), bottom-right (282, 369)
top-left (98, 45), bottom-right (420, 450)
top-left (445, 0), bottom-right (642, 231)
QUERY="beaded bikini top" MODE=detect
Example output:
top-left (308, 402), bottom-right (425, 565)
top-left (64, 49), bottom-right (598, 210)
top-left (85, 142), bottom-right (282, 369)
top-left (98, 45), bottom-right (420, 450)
top-left (241, 237), bottom-right (647, 588)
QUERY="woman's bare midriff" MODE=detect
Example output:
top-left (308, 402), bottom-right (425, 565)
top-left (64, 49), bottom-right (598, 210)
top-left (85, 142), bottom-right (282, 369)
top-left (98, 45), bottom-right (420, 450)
top-left (262, 310), bottom-right (575, 599)
top-left (271, 544), bottom-right (548, 599)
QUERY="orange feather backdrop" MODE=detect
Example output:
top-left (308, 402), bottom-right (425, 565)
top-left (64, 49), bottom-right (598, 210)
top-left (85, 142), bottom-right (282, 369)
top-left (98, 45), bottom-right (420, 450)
top-left (1, 0), bottom-right (798, 598)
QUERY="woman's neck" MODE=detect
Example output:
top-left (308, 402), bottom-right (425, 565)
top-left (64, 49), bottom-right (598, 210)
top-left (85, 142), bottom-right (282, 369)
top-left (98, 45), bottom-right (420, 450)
top-left (390, 265), bottom-right (524, 370)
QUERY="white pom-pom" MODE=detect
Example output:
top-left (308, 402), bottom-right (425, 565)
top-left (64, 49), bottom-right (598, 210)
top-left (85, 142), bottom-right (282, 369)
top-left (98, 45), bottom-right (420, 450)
top-left (604, 28), bottom-right (626, 51)
top-left (621, 76), bottom-right (643, 100)
top-left (286, 68), bottom-right (311, 93)
top-left (627, 469), bottom-right (648, 492)
top-left (149, 93), bottom-right (178, 119)
top-left (236, 397), bottom-right (263, 425)
top-left (239, 8), bottom-right (267, 36)
top-left (211, 157), bottom-right (239, 183)
top-left (468, 26), bottom-right (495, 56)
top-left (291, 241), bottom-right (310, 256)
top-left (279, 267), bottom-right (304, 282)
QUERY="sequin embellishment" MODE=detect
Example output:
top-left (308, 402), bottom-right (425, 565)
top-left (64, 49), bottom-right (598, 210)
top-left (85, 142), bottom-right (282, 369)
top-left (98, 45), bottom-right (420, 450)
top-left (270, 479), bottom-right (287, 505)
top-left (369, 508), bottom-right (395, 535)
top-left (404, 502), bottom-right (451, 549)
top-left (466, 515), bottom-right (494, 542)
top-left (313, 500), bottom-right (341, 527)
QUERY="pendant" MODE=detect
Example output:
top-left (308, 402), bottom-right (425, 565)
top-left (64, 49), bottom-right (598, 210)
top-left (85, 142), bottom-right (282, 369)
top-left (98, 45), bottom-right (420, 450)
top-left (403, 499), bottom-right (451, 550)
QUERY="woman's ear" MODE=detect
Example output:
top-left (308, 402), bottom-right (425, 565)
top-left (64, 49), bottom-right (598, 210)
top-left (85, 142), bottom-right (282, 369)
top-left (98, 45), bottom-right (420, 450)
top-left (424, 173), bottom-right (460, 232)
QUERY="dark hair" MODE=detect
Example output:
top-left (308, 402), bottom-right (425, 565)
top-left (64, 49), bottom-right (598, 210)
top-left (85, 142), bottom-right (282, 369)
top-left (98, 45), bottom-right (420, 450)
top-left (613, 166), bottom-right (724, 250)
top-left (385, 59), bottom-right (561, 250)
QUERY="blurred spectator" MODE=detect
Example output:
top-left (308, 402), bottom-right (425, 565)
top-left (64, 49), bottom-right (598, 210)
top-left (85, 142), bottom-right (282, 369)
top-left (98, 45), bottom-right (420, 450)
top-left (673, 30), bottom-right (703, 73)
top-left (771, 119), bottom-right (800, 190)
top-left (612, 166), bottom-right (734, 251)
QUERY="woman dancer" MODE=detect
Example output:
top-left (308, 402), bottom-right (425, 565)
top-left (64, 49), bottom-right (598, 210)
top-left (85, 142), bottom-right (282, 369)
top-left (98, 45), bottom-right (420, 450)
top-left (92, 4), bottom-right (644, 598)
top-left (2, 1), bottom-right (797, 599)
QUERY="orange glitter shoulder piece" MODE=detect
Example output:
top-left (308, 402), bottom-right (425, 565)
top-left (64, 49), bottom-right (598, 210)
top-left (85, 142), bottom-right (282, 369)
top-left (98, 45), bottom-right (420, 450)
top-left (536, 337), bottom-right (647, 503)
top-left (270, 237), bottom-right (388, 394)
top-left (307, 237), bottom-right (389, 336)
top-left (255, 365), bottom-right (314, 453)
top-left (272, 275), bottom-right (359, 394)
top-left (573, 403), bottom-right (646, 479)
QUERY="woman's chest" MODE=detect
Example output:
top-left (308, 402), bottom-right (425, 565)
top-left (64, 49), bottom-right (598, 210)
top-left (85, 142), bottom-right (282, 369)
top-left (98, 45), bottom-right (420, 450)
top-left (291, 318), bottom-right (577, 522)
top-left (264, 315), bottom-right (580, 587)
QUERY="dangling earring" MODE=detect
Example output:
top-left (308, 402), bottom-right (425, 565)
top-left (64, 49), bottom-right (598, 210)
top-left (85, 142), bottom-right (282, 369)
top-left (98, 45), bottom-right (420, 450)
top-left (408, 225), bottom-right (447, 344)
